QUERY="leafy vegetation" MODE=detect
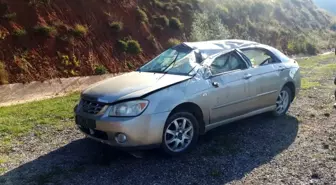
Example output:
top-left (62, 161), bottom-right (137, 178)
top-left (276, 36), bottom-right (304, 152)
top-left (116, 40), bottom-right (128, 52)
top-left (12, 28), bottom-right (27, 37)
top-left (153, 15), bottom-right (169, 27)
top-left (136, 7), bottom-right (148, 23)
top-left (169, 17), bottom-right (183, 30)
top-left (167, 38), bottom-right (181, 47)
top-left (2, 12), bottom-right (16, 20)
top-left (72, 24), bottom-right (88, 37)
top-left (190, 12), bottom-right (231, 41)
top-left (34, 24), bottom-right (57, 37)
top-left (116, 38), bottom-right (142, 55)
top-left (126, 40), bottom-right (142, 55)
top-left (109, 21), bottom-right (123, 32)
top-left (94, 65), bottom-right (108, 75)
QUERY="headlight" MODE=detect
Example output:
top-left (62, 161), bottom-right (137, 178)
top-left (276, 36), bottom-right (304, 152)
top-left (109, 100), bottom-right (149, 117)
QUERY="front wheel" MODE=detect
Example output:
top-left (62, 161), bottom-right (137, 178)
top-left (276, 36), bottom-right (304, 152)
top-left (161, 112), bottom-right (199, 156)
top-left (272, 86), bottom-right (292, 117)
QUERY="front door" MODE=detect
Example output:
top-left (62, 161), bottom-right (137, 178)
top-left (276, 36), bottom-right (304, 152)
top-left (208, 51), bottom-right (251, 124)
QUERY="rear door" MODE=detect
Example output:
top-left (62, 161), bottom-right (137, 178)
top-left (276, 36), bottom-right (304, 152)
top-left (207, 51), bottom-right (252, 124)
top-left (239, 48), bottom-right (283, 110)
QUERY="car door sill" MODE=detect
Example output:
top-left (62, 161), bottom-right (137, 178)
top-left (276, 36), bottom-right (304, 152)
top-left (205, 105), bottom-right (276, 132)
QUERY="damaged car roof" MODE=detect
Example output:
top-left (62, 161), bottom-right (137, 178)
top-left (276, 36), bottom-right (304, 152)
top-left (183, 39), bottom-right (259, 56)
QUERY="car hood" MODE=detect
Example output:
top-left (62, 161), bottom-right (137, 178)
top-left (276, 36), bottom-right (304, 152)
top-left (81, 72), bottom-right (192, 103)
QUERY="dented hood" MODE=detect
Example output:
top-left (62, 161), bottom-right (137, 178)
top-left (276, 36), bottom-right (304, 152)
top-left (81, 72), bottom-right (191, 103)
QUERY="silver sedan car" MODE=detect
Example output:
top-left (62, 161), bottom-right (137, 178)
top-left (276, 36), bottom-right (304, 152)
top-left (74, 40), bottom-right (301, 156)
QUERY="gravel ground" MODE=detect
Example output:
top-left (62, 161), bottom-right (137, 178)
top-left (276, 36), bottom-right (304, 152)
top-left (1, 58), bottom-right (336, 185)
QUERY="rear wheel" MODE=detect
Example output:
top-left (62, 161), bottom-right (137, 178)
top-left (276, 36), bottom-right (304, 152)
top-left (272, 86), bottom-right (292, 117)
top-left (161, 112), bottom-right (199, 156)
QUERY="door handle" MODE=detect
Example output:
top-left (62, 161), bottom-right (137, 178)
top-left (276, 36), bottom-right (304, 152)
top-left (243, 74), bottom-right (252, 80)
top-left (212, 82), bottom-right (219, 88)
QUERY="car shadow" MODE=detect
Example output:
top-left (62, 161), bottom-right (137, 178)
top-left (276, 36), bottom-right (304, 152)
top-left (1, 114), bottom-right (299, 185)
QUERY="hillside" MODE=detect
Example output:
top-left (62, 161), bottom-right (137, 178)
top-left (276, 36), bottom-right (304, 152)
top-left (0, 0), bottom-right (335, 84)
top-left (313, 0), bottom-right (336, 15)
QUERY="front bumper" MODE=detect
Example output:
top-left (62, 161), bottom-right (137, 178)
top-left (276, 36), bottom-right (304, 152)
top-left (75, 108), bottom-right (170, 148)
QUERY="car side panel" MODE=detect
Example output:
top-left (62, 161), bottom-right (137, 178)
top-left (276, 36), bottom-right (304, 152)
top-left (207, 70), bottom-right (250, 123)
top-left (144, 78), bottom-right (212, 126)
top-left (247, 64), bottom-right (281, 109)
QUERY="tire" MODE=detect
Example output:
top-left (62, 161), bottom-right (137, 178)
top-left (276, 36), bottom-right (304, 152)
top-left (161, 112), bottom-right (199, 156)
top-left (272, 86), bottom-right (292, 117)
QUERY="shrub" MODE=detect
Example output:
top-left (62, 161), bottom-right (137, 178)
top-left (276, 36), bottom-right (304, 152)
top-left (126, 40), bottom-right (142, 55)
top-left (153, 0), bottom-right (165, 9)
top-left (169, 17), bottom-right (183, 30)
top-left (153, 15), bottom-right (169, 27)
top-left (109, 21), bottom-right (123, 32)
top-left (2, 12), bottom-right (16, 20)
top-left (72, 24), bottom-right (88, 37)
top-left (136, 7), bottom-right (148, 23)
top-left (34, 24), bottom-right (57, 37)
top-left (190, 12), bottom-right (231, 41)
top-left (173, 5), bottom-right (182, 13)
top-left (12, 28), bottom-right (27, 37)
top-left (167, 38), bottom-right (181, 47)
top-left (116, 40), bottom-right (128, 52)
top-left (0, 61), bottom-right (8, 84)
top-left (306, 42), bottom-right (318, 55)
top-left (94, 65), bottom-right (108, 75)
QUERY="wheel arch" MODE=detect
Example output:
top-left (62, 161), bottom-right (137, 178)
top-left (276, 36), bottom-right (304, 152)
top-left (282, 81), bottom-right (296, 102)
top-left (168, 102), bottom-right (206, 135)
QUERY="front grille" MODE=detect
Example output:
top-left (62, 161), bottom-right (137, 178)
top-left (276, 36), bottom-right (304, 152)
top-left (81, 99), bottom-right (105, 114)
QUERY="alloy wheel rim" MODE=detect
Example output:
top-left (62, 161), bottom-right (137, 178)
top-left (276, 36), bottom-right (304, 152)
top-left (276, 90), bottom-right (289, 114)
top-left (164, 117), bottom-right (194, 153)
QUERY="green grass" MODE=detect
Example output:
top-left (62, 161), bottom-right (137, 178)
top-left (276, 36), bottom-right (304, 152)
top-left (297, 54), bottom-right (335, 69)
top-left (0, 93), bottom-right (80, 153)
top-left (301, 78), bottom-right (320, 89)
top-left (297, 54), bottom-right (336, 89)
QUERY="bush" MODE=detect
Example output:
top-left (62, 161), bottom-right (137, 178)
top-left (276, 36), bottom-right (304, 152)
top-left (167, 38), bottom-right (181, 47)
top-left (94, 65), bottom-right (108, 75)
top-left (152, 0), bottom-right (165, 9)
top-left (116, 40), bottom-right (128, 52)
top-left (12, 28), bottom-right (27, 37)
top-left (169, 17), bottom-right (183, 30)
top-left (34, 24), bottom-right (57, 37)
top-left (109, 21), bottom-right (123, 32)
top-left (136, 7), bottom-right (148, 23)
top-left (153, 15), bottom-right (169, 27)
top-left (0, 61), bottom-right (8, 84)
top-left (306, 42), bottom-right (318, 55)
top-left (72, 24), bottom-right (88, 37)
top-left (2, 12), bottom-right (16, 20)
top-left (126, 40), bottom-right (142, 55)
top-left (190, 12), bottom-right (231, 41)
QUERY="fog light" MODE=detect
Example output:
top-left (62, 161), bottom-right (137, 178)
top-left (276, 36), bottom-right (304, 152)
top-left (115, 133), bottom-right (127, 143)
